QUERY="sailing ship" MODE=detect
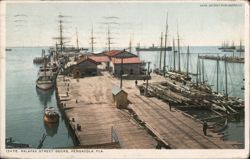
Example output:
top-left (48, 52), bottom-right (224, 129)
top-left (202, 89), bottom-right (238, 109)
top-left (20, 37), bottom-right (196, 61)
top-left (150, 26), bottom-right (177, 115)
top-left (218, 41), bottom-right (236, 52)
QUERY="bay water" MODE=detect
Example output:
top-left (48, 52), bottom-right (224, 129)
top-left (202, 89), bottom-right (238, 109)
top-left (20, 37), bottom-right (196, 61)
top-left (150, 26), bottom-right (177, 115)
top-left (6, 46), bottom-right (245, 148)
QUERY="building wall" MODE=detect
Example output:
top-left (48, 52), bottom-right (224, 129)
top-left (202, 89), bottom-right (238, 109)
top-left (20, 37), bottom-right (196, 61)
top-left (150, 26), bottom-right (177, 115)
top-left (73, 61), bottom-right (97, 77)
top-left (113, 63), bottom-right (141, 75)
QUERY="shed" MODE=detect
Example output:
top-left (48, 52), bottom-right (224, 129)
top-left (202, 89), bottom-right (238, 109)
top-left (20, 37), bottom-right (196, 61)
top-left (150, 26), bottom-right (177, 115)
top-left (72, 57), bottom-right (98, 78)
top-left (112, 86), bottom-right (128, 109)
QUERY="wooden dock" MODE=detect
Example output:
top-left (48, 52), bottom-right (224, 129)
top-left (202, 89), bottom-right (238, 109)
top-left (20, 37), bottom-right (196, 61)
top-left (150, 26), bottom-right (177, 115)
top-left (56, 73), bottom-right (157, 148)
top-left (127, 94), bottom-right (238, 148)
top-left (56, 72), bottom-right (240, 149)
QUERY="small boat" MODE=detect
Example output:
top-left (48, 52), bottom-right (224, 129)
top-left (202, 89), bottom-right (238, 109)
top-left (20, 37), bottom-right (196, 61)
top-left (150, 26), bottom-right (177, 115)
top-left (36, 75), bottom-right (54, 90)
top-left (6, 137), bottom-right (30, 148)
top-left (211, 118), bottom-right (228, 133)
top-left (5, 48), bottom-right (12, 51)
top-left (44, 106), bottom-right (59, 123)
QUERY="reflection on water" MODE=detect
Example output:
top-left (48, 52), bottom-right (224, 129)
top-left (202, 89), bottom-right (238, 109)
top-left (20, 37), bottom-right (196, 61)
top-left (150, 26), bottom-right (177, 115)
top-left (44, 122), bottom-right (59, 137)
top-left (6, 47), bottom-right (75, 148)
top-left (36, 87), bottom-right (54, 106)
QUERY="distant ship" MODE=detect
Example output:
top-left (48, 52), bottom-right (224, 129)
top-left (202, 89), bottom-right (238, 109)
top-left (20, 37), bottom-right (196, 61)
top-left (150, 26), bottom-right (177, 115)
top-left (136, 44), bottom-right (172, 52)
top-left (5, 48), bottom-right (12, 51)
top-left (218, 41), bottom-right (235, 52)
top-left (236, 40), bottom-right (244, 53)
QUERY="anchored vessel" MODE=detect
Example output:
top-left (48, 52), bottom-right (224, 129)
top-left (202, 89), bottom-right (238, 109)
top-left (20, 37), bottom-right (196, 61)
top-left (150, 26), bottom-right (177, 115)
top-left (44, 106), bottom-right (59, 123)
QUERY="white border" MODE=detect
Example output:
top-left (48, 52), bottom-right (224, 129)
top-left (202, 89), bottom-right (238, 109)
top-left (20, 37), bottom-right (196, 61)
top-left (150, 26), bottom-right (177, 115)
top-left (0, 1), bottom-right (249, 159)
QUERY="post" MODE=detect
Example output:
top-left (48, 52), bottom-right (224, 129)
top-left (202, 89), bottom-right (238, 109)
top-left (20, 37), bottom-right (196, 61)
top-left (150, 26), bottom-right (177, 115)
top-left (146, 62), bottom-right (151, 95)
top-left (120, 58), bottom-right (123, 88)
top-left (159, 32), bottom-right (163, 70)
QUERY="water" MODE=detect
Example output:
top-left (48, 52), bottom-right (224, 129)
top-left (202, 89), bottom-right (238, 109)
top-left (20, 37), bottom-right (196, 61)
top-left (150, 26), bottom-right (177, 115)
top-left (6, 46), bottom-right (244, 148)
top-left (6, 47), bottom-right (75, 148)
top-left (138, 46), bottom-right (245, 146)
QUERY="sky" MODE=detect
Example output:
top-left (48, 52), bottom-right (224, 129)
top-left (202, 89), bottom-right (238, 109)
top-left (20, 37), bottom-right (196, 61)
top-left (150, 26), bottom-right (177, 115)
top-left (5, 1), bottom-right (247, 48)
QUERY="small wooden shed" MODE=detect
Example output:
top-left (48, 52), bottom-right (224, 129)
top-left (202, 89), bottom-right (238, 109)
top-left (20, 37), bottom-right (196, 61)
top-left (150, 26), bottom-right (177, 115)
top-left (112, 86), bottom-right (128, 109)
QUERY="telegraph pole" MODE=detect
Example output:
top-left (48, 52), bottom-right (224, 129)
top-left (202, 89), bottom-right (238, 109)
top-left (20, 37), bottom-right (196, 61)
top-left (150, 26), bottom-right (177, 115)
top-left (120, 58), bottom-right (124, 88)
top-left (159, 32), bottom-right (163, 70)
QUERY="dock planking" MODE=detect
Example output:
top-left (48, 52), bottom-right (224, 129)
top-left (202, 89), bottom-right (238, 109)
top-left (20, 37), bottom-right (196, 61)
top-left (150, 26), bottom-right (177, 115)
top-left (56, 74), bottom-right (157, 148)
top-left (127, 93), bottom-right (238, 149)
top-left (56, 72), bottom-right (240, 149)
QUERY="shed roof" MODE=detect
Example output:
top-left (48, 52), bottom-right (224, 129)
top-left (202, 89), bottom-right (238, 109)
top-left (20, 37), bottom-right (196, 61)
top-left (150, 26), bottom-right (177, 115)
top-left (112, 86), bottom-right (128, 96)
top-left (76, 56), bottom-right (98, 65)
top-left (105, 50), bottom-right (123, 57)
top-left (89, 56), bottom-right (110, 63)
top-left (112, 57), bottom-right (141, 64)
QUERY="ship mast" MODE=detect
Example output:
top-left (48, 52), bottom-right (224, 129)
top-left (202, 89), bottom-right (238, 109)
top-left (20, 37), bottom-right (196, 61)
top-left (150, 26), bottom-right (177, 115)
top-left (173, 38), bottom-right (176, 72)
top-left (59, 19), bottom-right (63, 53)
top-left (159, 32), bottom-right (163, 70)
top-left (107, 25), bottom-right (111, 52)
top-left (216, 54), bottom-right (219, 93)
top-left (129, 36), bottom-right (132, 53)
top-left (90, 26), bottom-right (95, 53)
top-left (225, 55), bottom-right (228, 100)
top-left (196, 56), bottom-right (199, 86)
top-left (53, 15), bottom-right (71, 54)
top-left (137, 43), bottom-right (140, 57)
top-left (239, 40), bottom-right (242, 58)
top-left (76, 28), bottom-right (79, 51)
top-left (163, 12), bottom-right (168, 76)
top-left (186, 45), bottom-right (190, 77)
top-left (177, 23), bottom-right (181, 73)
top-left (202, 58), bottom-right (205, 83)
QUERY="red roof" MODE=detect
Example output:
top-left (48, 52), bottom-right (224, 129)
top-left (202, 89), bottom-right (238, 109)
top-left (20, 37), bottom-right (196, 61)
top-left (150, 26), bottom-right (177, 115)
top-left (105, 50), bottom-right (123, 57)
top-left (112, 57), bottom-right (141, 64)
top-left (88, 56), bottom-right (110, 63)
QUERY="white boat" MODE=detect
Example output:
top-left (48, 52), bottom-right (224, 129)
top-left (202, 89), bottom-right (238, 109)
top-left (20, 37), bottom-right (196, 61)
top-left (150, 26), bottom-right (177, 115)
top-left (37, 66), bottom-right (53, 77)
top-left (36, 75), bottom-right (54, 90)
top-left (44, 106), bottom-right (59, 123)
top-left (47, 61), bottom-right (60, 77)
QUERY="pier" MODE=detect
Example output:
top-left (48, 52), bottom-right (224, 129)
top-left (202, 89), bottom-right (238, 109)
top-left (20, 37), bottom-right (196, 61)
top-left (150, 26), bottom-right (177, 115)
top-left (199, 55), bottom-right (244, 63)
top-left (56, 72), bottom-right (157, 148)
top-left (55, 71), bottom-right (239, 149)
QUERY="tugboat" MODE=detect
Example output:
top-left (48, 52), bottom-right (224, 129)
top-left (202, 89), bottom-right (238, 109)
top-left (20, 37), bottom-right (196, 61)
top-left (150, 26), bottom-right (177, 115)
top-left (44, 106), bottom-right (59, 123)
